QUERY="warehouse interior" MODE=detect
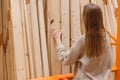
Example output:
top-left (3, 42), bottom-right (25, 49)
top-left (0, 0), bottom-right (120, 80)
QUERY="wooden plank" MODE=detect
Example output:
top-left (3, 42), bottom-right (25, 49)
top-left (49, 0), bottom-right (61, 75)
top-left (104, 5), bottom-right (112, 35)
top-left (43, 0), bottom-right (46, 12)
top-left (0, 0), bottom-right (2, 32)
top-left (107, 0), bottom-right (117, 37)
top-left (80, 0), bottom-right (89, 34)
top-left (71, 0), bottom-right (81, 43)
top-left (70, 0), bottom-right (81, 73)
top-left (61, 0), bottom-right (70, 74)
top-left (3, 1), bottom-right (12, 79)
top-left (9, 0), bottom-right (27, 79)
top-left (29, 0), bottom-right (43, 77)
top-left (24, 0), bottom-right (35, 78)
top-left (1, 0), bottom-right (11, 80)
top-left (8, 24), bottom-right (17, 80)
top-left (4, 29), bottom-right (11, 80)
top-left (37, 0), bottom-right (49, 77)
top-left (0, 0), bottom-right (2, 46)
top-left (45, 0), bottom-right (51, 74)
top-left (111, 0), bottom-right (118, 12)
top-left (0, 0), bottom-right (4, 80)
top-left (107, 0), bottom-right (117, 64)
top-left (70, 0), bottom-right (81, 47)
top-left (0, 47), bottom-right (5, 80)
top-left (19, 0), bottom-right (30, 79)
top-left (6, 36), bottom-right (11, 80)
top-left (21, 20), bottom-right (30, 80)
top-left (2, 0), bottom-right (8, 42)
top-left (1, 7), bottom-right (17, 79)
top-left (111, 0), bottom-right (118, 25)
top-left (2, 3), bottom-right (12, 80)
top-left (91, 0), bottom-right (97, 4)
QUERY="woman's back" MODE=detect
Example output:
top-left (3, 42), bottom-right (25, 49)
top-left (73, 33), bottom-right (113, 80)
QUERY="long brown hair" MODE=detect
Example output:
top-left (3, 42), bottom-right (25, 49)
top-left (83, 3), bottom-right (105, 58)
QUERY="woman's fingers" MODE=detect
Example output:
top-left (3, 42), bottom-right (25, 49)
top-left (50, 27), bottom-right (57, 36)
top-left (51, 31), bottom-right (57, 36)
top-left (50, 27), bottom-right (55, 32)
top-left (50, 26), bottom-right (56, 32)
top-left (59, 30), bottom-right (62, 35)
top-left (49, 26), bottom-right (62, 35)
top-left (49, 26), bottom-right (62, 40)
top-left (49, 26), bottom-right (62, 44)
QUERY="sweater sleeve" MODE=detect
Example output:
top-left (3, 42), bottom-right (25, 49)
top-left (56, 36), bottom-right (85, 66)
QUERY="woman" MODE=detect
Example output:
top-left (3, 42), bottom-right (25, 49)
top-left (50, 3), bottom-right (113, 80)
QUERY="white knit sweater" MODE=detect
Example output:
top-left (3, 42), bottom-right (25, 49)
top-left (56, 33), bottom-right (113, 80)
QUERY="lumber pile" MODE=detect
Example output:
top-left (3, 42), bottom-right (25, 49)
top-left (0, 0), bottom-right (118, 80)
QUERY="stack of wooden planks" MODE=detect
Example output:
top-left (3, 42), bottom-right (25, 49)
top-left (0, 0), bottom-right (118, 80)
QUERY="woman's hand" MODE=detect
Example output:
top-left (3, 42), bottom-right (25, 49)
top-left (50, 26), bottom-right (62, 44)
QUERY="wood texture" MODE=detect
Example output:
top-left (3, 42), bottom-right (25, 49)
top-left (2, 0), bottom-right (14, 80)
top-left (37, 0), bottom-right (49, 77)
top-left (111, 0), bottom-right (118, 12)
top-left (107, 0), bottom-right (117, 36)
top-left (30, 0), bottom-right (43, 77)
top-left (19, 0), bottom-right (30, 79)
top-left (91, 0), bottom-right (97, 4)
top-left (70, 0), bottom-right (81, 42)
top-left (49, 0), bottom-right (61, 75)
top-left (0, 0), bottom-right (118, 80)
top-left (24, 0), bottom-right (35, 78)
top-left (61, 0), bottom-right (70, 74)
top-left (0, 0), bottom-right (4, 80)
top-left (10, 0), bottom-right (27, 79)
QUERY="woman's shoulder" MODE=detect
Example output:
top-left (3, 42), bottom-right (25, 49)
top-left (74, 35), bottom-right (85, 46)
top-left (77, 35), bottom-right (85, 41)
